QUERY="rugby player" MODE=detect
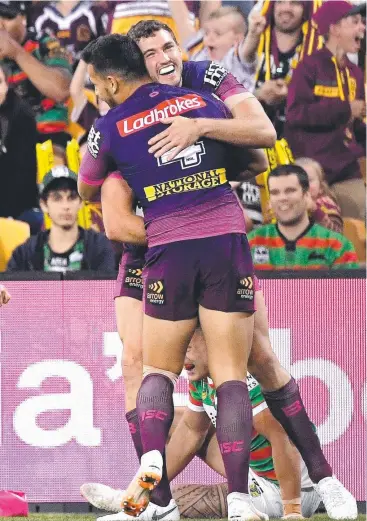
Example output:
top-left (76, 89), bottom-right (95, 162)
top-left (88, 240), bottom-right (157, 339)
top-left (0, 285), bottom-right (11, 306)
top-left (84, 327), bottom-right (322, 521)
top-left (81, 23), bottom-right (357, 521)
top-left (79, 33), bottom-right (271, 521)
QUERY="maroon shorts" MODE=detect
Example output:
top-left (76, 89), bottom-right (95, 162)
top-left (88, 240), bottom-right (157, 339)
top-left (143, 233), bottom-right (256, 321)
top-left (114, 247), bottom-right (146, 300)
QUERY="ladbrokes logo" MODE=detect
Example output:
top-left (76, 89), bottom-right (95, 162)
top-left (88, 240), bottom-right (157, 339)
top-left (144, 168), bottom-right (227, 202)
top-left (146, 279), bottom-right (165, 305)
top-left (117, 94), bottom-right (206, 137)
top-left (236, 276), bottom-right (254, 301)
top-left (124, 266), bottom-right (143, 290)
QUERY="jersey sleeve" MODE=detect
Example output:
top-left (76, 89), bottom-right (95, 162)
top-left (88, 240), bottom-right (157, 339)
top-left (78, 117), bottom-right (111, 187)
top-left (215, 72), bottom-right (253, 102)
top-left (188, 382), bottom-right (205, 412)
top-left (182, 61), bottom-right (252, 104)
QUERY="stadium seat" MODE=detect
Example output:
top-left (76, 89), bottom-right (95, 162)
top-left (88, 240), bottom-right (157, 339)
top-left (343, 218), bottom-right (366, 262)
top-left (0, 218), bottom-right (30, 272)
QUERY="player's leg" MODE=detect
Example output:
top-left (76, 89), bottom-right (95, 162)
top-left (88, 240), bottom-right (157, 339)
top-left (249, 287), bottom-right (332, 483)
top-left (249, 286), bottom-right (358, 519)
top-left (195, 428), bottom-right (283, 519)
top-left (122, 242), bottom-right (198, 516)
top-left (114, 251), bottom-right (145, 462)
top-left (199, 233), bottom-right (267, 521)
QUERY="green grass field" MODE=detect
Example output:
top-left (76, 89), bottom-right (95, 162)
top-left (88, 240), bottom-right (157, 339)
top-left (0, 514), bottom-right (366, 521)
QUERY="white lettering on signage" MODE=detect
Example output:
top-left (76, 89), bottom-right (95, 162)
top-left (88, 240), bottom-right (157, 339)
top-left (13, 361), bottom-right (101, 447)
top-left (4, 328), bottom-right (359, 448)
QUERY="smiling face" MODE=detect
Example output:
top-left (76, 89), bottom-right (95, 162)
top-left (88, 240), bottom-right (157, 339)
top-left (184, 328), bottom-right (209, 382)
top-left (203, 14), bottom-right (243, 61)
top-left (137, 29), bottom-right (183, 86)
top-left (332, 14), bottom-right (366, 54)
top-left (273, 1), bottom-right (304, 33)
top-left (268, 173), bottom-right (309, 226)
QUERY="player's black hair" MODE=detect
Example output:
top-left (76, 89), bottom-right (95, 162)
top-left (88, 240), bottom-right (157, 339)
top-left (267, 164), bottom-right (310, 193)
top-left (40, 178), bottom-right (79, 202)
top-left (128, 20), bottom-right (178, 45)
top-left (81, 34), bottom-right (147, 81)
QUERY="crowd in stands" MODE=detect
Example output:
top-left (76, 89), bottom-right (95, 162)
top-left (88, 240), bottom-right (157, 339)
top-left (0, 0), bottom-right (365, 273)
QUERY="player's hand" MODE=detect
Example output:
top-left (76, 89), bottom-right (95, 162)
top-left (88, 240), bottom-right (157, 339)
top-left (0, 30), bottom-right (21, 60)
top-left (0, 285), bottom-right (11, 307)
top-left (148, 116), bottom-right (201, 160)
top-left (257, 80), bottom-right (288, 106)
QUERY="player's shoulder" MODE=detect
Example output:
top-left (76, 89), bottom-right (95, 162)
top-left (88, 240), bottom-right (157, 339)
top-left (182, 60), bottom-right (229, 91)
top-left (311, 223), bottom-right (353, 246)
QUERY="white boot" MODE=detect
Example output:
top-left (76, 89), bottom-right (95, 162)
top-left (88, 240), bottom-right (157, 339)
top-left (227, 492), bottom-right (269, 521)
top-left (315, 476), bottom-right (358, 520)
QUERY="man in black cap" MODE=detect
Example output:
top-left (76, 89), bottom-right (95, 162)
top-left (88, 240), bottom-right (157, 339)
top-left (0, 1), bottom-right (72, 146)
top-left (7, 166), bottom-right (115, 272)
top-left (285, 0), bottom-right (366, 221)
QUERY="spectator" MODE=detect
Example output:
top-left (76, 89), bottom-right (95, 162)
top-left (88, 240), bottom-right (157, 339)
top-left (7, 166), bottom-right (115, 272)
top-left (0, 62), bottom-right (42, 233)
top-left (31, 1), bottom-right (108, 66)
top-left (295, 157), bottom-right (343, 234)
top-left (170, 1), bottom-right (256, 91)
top-left (285, 1), bottom-right (366, 221)
top-left (242, 1), bottom-right (322, 137)
top-left (0, 1), bottom-right (71, 146)
top-left (248, 164), bottom-right (358, 270)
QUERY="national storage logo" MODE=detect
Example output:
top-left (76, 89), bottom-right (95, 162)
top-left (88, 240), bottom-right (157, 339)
top-left (144, 168), bottom-right (227, 201)
top-left (116, 94), bottom-right (206, 137)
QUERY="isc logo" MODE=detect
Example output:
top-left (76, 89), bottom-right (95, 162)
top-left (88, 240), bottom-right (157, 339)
top-left (140, 410), bottom-right (168, 422)
top-left (219, 441), bottom-right (244, 454)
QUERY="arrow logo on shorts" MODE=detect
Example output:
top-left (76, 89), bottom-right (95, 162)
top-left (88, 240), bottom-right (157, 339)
top-left (240, 277), bottom-right (253, 289)
top-left (129, 268), bottom-right (143, 276)
top-left (149, 281), bottom-right (164, 293)
top-left (152, 506), bottom-right (178, 520)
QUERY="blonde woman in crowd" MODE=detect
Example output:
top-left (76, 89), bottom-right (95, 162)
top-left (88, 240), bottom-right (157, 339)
top-left (295, 157), bottom-right (343, 234)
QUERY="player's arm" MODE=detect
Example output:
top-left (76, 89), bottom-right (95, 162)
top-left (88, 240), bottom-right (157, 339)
top-left (166, 406), bottom-right (211, 480)
top-left (148, 74), bottom-right (276, 160)
top-left (101, 174), bottom-right (147, 245)
top-left (0, 285), bottom-right (11, 306)
top-left (253, 407), bottom-right (302, 505)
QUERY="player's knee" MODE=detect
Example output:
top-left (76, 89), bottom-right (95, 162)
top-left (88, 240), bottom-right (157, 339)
top-left (142, 365), bottom-right (179, 386)
top-left (122, 346), bottom-right (143, 380)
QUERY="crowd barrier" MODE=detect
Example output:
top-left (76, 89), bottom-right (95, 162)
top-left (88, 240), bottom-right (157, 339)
top-left (0, 271), bottom-right (365, 503)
